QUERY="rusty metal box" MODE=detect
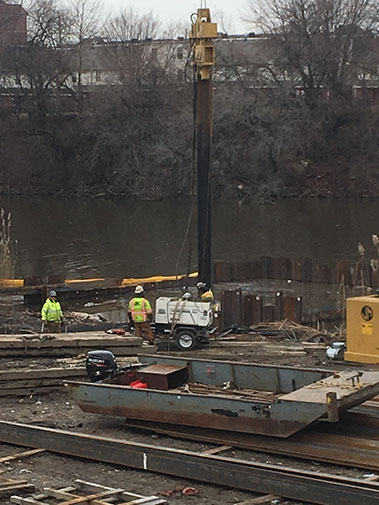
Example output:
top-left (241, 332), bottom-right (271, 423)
top-left (139, 364), bottom-right (188, 390)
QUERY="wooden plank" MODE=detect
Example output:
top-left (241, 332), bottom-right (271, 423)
top-left (0, 386), bottom-right (63, 397)
top-left (75, 481), bottom-right (141, 498)
top-left (0, 477), bottom-right (28, 485)
top-left (0, 368), bottom-right (86, 381)
top-left (0, 336), bottom-right (142, 350)
top-left (11, 496), bottom-right (46, 505)
top-left (0, 483), bottom-right (34, 495)
top-left (0, 449), bottom-right (45, 464)
top-left (58, 489), bottom-right (124, 505)
top-left (33, 487), bottom-right (77, 500)
top-left (0, 379), bottom-right (83, 390)
top-left (0, 346), bottom-right (147, 358)
top-left (235, 495), bottom-right (280, 505)
top-left (43, 488), bottom-right (118, 505)
top-left (74, 481), bottom-right (166, 504)
top-left (201, 445), bottom-right (232, 455)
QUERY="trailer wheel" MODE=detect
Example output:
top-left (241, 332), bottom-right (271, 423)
top-left (175, 328), bottom-right (197, 351)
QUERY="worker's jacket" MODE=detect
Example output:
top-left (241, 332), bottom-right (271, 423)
top-left (201, 289), bottom-right (214, 301)
top-left (128, 297), bottom-right (152, 323)
top-left (41, 298), bottom-right (63, 323)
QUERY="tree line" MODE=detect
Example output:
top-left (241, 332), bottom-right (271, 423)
top-left (0, 0), bottom-right (379, 201)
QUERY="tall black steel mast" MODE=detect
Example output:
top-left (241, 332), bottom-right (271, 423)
top-left (190, 9), bottom-right (217, 288)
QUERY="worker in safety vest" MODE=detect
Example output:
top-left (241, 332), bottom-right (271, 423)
top-left (197, 282), bottom-right (214, 301)
top-left (41, 290), bottom-right (64, 333)
top-left (128, 285), bottom-right (154, 344)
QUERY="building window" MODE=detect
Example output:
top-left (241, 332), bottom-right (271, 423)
top-left (177, 48), bottom-right (183, 60)
top-left (95, 70), bottom-right (102, 82)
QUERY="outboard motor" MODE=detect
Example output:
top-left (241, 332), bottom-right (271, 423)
top-left (86, 350), bottom-right (118, 382)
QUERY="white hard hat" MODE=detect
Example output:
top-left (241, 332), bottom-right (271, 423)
top-left (135, 285), bottom-right (144, 294)
top-left (197, 282), bottom-right (206, 289)
top-left (49, 290), bottom-right (57, 297)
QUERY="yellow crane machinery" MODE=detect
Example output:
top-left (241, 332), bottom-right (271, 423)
top-left (190, 8), bottom-right (218, 80)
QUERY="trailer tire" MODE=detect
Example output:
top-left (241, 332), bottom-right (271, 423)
top-left (175, 328), bottom-right (197, 351)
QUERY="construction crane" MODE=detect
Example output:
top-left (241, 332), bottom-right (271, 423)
top-left (190, 8), bottom-right (218, 288)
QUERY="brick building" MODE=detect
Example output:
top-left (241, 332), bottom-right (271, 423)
top-left (0, 1), bottom-right (27, 47)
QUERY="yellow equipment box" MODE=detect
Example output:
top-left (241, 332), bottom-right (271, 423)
top-left (345, 295), bottom-right (379, 363)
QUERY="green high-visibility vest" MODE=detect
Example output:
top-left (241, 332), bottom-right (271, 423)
top-left (128, 297), bottom-right (152, 323)
top-left (41, 298), bottom-right (63, 323)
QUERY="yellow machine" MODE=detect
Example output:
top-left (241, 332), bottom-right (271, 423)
top-left (345, 295), bottom-right (379, 363)
top-left (190, 8), bottom-right (218, 80)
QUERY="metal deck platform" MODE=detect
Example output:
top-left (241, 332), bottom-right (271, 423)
top-left (68, 355), bottom-right (379, 437)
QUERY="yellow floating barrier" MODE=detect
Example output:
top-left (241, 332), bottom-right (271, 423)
top-left (121, 272), bottom-right (198, 287)
top-left (0, 279), bottom-right (24, 288)
top-left (0, 273), bottom-right (198, 290)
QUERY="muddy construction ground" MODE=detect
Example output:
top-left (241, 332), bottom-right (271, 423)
top-left (0, 321), bottom-right (377, 505)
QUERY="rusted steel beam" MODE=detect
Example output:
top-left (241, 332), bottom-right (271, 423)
top-left (0, 421), bottom-right (379, 505)
top-left (123, 418), bottom-right (379, 472)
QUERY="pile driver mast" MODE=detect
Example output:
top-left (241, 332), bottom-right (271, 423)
top-left (190, 8), bottom-right (218, 288)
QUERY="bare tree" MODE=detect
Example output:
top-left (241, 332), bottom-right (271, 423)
top-left (243, 0), bottom-right (378, 107)
top-left (27, 0), bottom-right (71, 47)
top-left (0, 0), bottom-right (73, 121)
top-left (103, 9), bottom-right (181, 88)
top-left (66, 0), bottom-right (105, 110)
top-left (105, 7), bottom-right (160, 42)
top-left (213, 7), bottom-right (235, 35)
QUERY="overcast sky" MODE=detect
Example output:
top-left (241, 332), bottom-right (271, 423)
top-left (104, 1), bottom-right (251, 35)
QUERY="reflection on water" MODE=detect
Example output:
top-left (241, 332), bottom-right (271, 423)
top-left (0, 196), bottom-right (378, 279)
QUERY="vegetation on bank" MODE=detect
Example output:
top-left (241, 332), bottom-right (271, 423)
top-left (1, 0), bottom-right (379, 202)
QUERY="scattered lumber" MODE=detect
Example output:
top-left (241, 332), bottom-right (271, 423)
top-left (201, 445), bottom-right (232, 455)
top-left (184, 382), bottom-right (277, 402)
top-left (0, 367), bottom-right (88, 397)
top-left (0, 367), bottom-right (86, 381)
top-left (235, 495), bottom-right (280, 505)
top-left (215, 341), bottom-right (324, 352)
top-left (11, 479), bottom-right (166, 505)
top-left (0, 332), bottom-right (145, 357)
top-left (0, 449), bottom-right (45, 464)
top-left (0, 476), bottom-right (34, 497)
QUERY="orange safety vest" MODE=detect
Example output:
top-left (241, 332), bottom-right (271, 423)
top-left (128, 297), bottom-right (152, 323)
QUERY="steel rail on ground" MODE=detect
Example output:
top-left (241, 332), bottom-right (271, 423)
top-left (122, 416), bottom-right (379, 471)
top-left (0, 421), bottom-right (379, 505)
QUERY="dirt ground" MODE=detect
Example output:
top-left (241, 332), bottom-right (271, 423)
top-left (0, 320), bottom-right (376, 505)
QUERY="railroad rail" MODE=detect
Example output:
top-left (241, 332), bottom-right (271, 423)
top-left (0, 421), bottom-right (379, 505)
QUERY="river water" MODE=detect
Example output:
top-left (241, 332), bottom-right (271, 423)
top-left (1, 196), bottom-right (378, 279)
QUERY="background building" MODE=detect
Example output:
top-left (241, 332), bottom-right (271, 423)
top-left (0, 1), bottom-right (27, 47)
